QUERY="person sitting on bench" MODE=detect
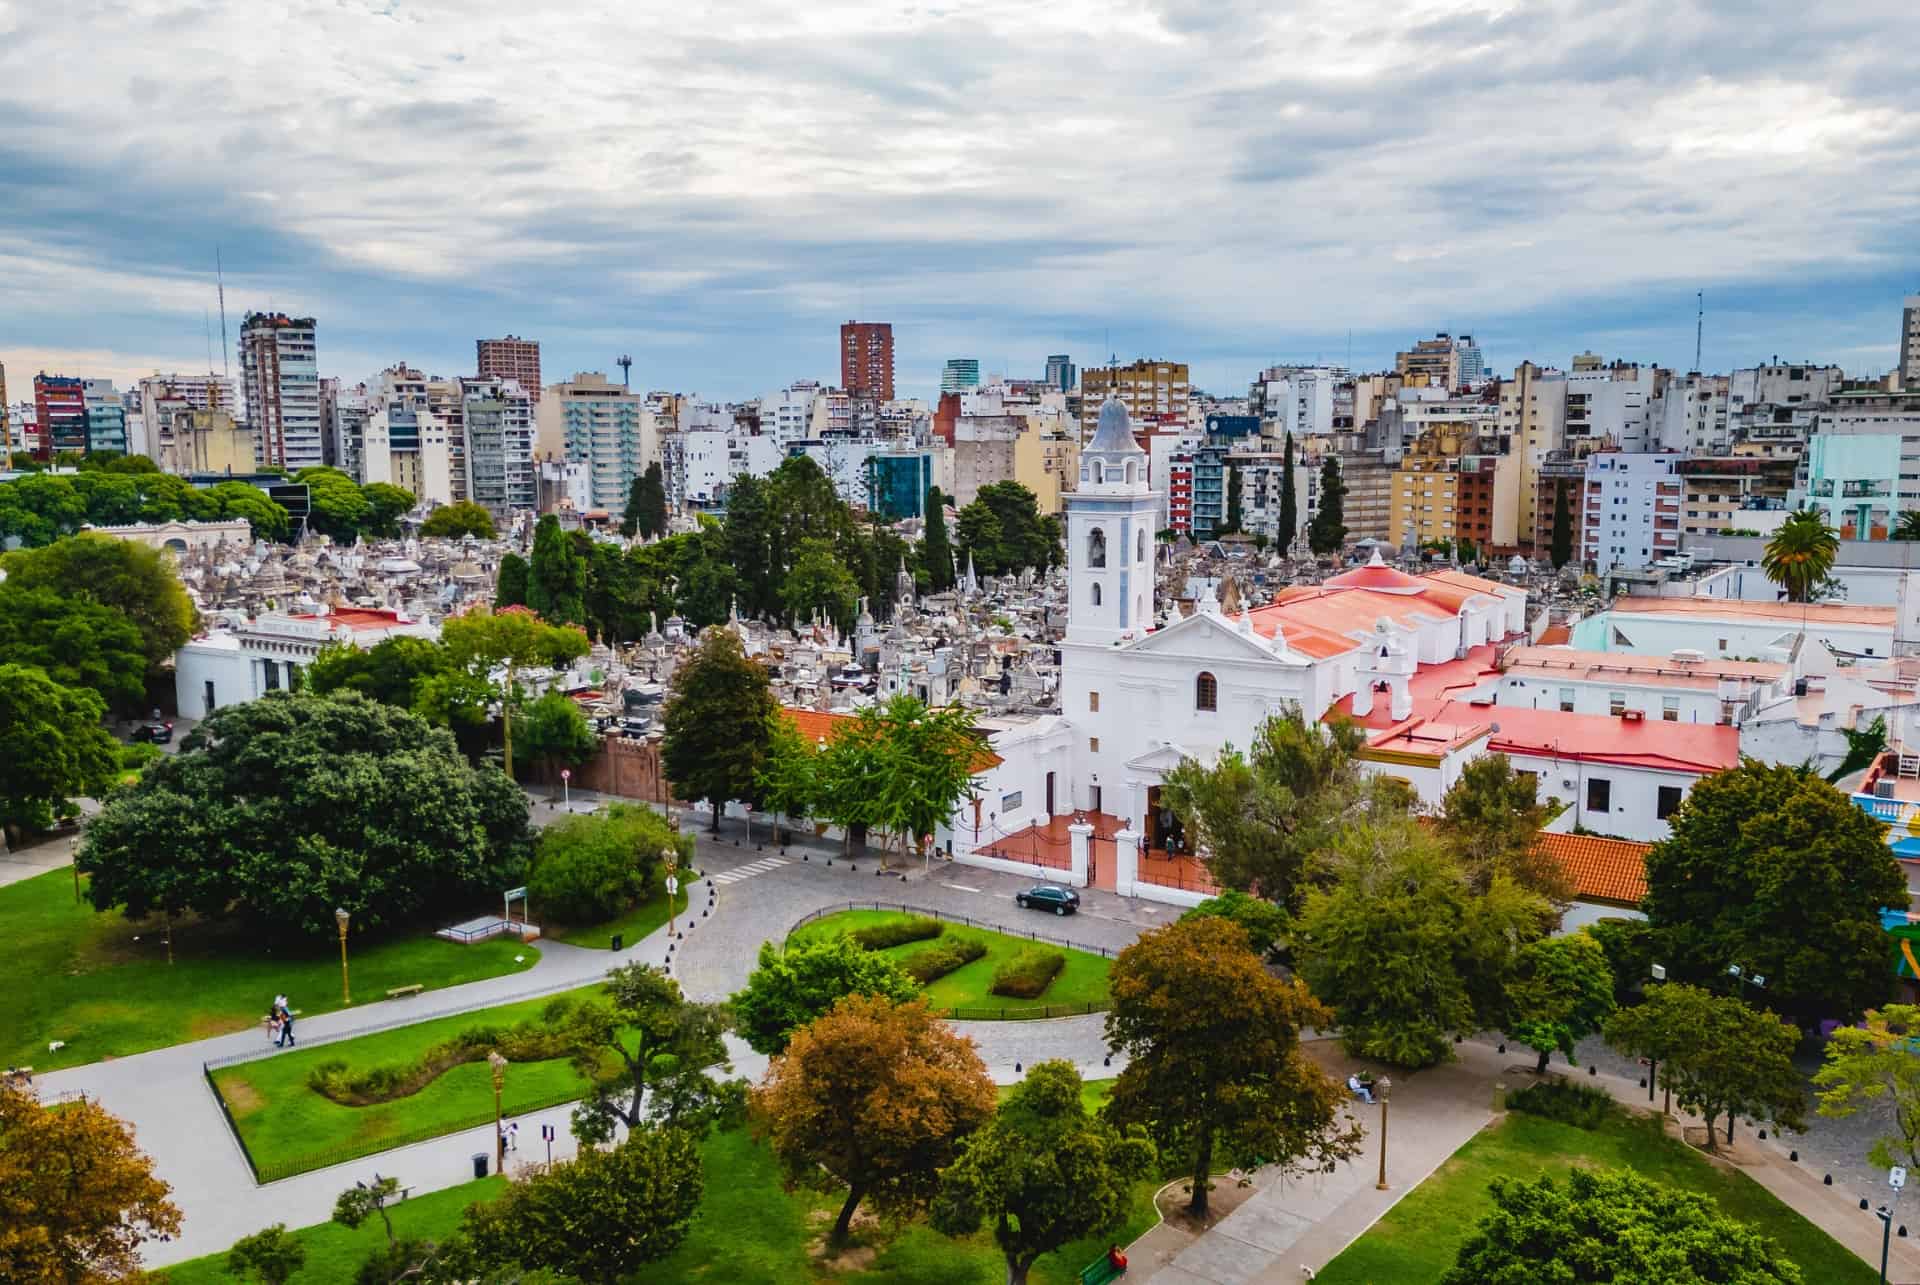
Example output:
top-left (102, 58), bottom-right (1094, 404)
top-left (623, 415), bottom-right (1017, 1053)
top-left (1349, 1074), bottom-right (1374, 1104)
top-left (1106, 1244), bottom-right (1128, 1272)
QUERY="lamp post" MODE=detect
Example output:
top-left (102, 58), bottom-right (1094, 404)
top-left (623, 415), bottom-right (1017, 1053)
top-left (1374, 1077), bottom-right (1394, 1191)
top-left (334, 907), bottom-right (351, 1005)
top-left (488, 1050), bottom-right (508, 1174)
top-left (663, 847), bottom-right (680, 937)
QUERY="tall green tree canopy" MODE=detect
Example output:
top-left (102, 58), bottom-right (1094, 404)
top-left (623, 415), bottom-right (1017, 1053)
top-left (1604, 982), bottom-right (1807, 1147)
top-left (1814, 1003), bottom-right (1920, 1172)
top-left (1503, 931), bottom-right (1616, 1073)
top-left (418, 501), bottom-right (496, 539)
top-left (1, 532), bottom-right (196, 676)
top-left (954, 482), bottom-right (1057, 576)
top-left (434, 604), bottom-right (589, 781)
top-left (528, 802), bottom-right (690, 927)
top-left (922, 487), bottom-right (955, 590)
top-left (932, 1060), bottom-right (1156, 1285)
top-left (1105, 917), bottom-right (1361, 1217)
top-left (781, 536), bottom-right (861, 633)
top-left (661, 627), bottom-right (776, 831)
top-left (0, 473), bottom-right (87, 546)
top-left (306, 636), bottom-right (453, 711)
top-left (0, 585), bottom-right (149, 712)
top-left (294, 467), bottom-right (373, 541)
top-left (731, 934), bottom-right (920, 1055)
top-left (816, 695), bottom-right (982, 863)
top-left (1435, 752), bottom-right (1568, 902)
top-left (1278, 433), bottom-right (1298, 547)
top-left (78, 692), bottom-right (532, 938)
top-left (359, 482), bottom-right (415, 537)
top-left (0, 663), bottom-right (118, 837)
top-left (512, 689), bottom-right (597, 779)
top-left (493, 551), bottom-right (529, 608)
top-left (1550, 480), bottom-right (1573, 568)
top-left (1761, 507), bottom-right (1839, 603)
top-left (560, 962), bottom-right (743, 1145)
top-left (200, 480), bottom-right (291, 541)
top-left (621, 462), bottom-right (670, 539)
top-left (1307, 455), bottom-right (1346, 553)
top-left (1641, 759), bottom-right (1904, 1026)
top-left (756, 708), bottom-right (823, 835)
top-left (1442, 1168), bottom-right (1803, 1285)
top-left (526, 514), bottom-right (588, 626)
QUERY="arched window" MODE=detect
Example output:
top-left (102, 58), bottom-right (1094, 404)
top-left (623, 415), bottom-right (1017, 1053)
top-left (1091, 582), bottom-right (1102, 607)
top-left (1124, 459), bottom-right (1138, 485)
top-left (1093, 460), bottom-right (1106, 484)
top-left (1136, 530), bottom-right (1146, 562)
top-left (1088, 527), bottom-right (1107, 568)
top-left (1195, 671), bottom-right (1218, 711)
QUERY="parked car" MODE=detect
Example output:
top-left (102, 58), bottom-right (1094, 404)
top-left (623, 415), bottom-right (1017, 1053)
top-left (1015, 884), bottom-right (1080, 916)
top-left (131, 720), bottom-right (174, 745)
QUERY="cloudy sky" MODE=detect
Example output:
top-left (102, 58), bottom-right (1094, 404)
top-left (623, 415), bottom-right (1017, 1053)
top-left (2, 0), bottom-right (1916, 403)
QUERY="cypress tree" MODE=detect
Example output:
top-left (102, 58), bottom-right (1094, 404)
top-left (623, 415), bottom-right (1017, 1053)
top-left (1308, 456), bottom-right (1347, 554)
top-left (1550, 481), bottom-right (1573, 569)
top-left (922, 487), bottom-right (955, 590)
top-left (1223, 465), bottom-right (1244, 535)
top-left (636, 462), bottom-right (669, 539)
top-left (1278, 433), bottom-right (1298, 547)
top-left (495, 552), bottom-right (530, 608)
top-left (527, 514), bottom-right (587, 626)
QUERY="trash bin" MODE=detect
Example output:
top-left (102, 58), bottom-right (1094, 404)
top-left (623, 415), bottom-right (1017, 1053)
top-left (472, 1152), bottom-right (490, 1179)
top-left (610, 933), bottom-right (624, 952)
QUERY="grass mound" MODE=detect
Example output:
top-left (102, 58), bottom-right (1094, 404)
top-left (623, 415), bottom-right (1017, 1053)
top-left (1505, 1078), bottom-right (1615, 1130)
top-left (902, 936), bottom-right (988, 984)
top-left (990, 947), bottom-right (1066, 999)
top-left (850, 915), bottom-right (943, 950)
top-left (305, 998), bottom-right (583, 1105)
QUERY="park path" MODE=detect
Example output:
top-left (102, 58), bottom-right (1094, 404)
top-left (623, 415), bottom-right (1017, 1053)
top-left (33, 811), bottom-right (1143, 1269)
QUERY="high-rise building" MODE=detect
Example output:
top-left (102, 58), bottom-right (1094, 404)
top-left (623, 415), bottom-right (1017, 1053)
top-left (1044, 354), bottom-right (1076, 393)
top-left (941, 358), bottom-right (980, 393)
top-left (33, 375), bottom-right (86, 458)
top-left (839, 321), bottom-right (894, 401)
top-left (1582, 452), bottom-right (1683, 572)
top-left (1395, 333), bottom-right (1480, 391)
top-left (360, 365), bottom-right (452, 506)
top-left (0, 362), bottom-right (8, 455)
top-left (476, 336), bottom-right (542, 402)
top-left (239, 313), bottom-right (322, 471)
top-left (323, 378), bottom-right (374, 480)
top-left (1901, 295), bottom-right (1920, 389)
top-left (78, 380), bottom-right (128, 456)
top-left (1457, 335), bottom-right (1486, 386)
top-left (462, 376), bottom-right (537, 516)
top-left (1079, 359), bottom-right (1188, 440)
top-left (535, 372), bottom-right (655, 517)
top-left (136, 375), bottom-right (237, 462)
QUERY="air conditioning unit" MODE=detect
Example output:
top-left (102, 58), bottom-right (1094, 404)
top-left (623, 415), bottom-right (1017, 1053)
top-left (1876, 780), bottom-right (1899, 800)
top-left (1621, 709), bottom-right (1645, 722)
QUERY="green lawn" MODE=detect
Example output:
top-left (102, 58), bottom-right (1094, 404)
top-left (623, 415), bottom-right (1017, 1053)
top-left (211, 987), bottom-right (606, 1182)
top-left (165, 1125), bottom-right (1158, 1285)
top-left (155, 1178), bottom-right (506, 1284)
top-left (551, 879), bottom-right (692, 949)
top-left (1315, 1109), bottom-right (1880, 1285)
top-left (791, 909), bottom-right (1113, 1018)
top-left (998, 1077), bottom-right (1114, 1116)
top-left (0, 869), bottom-right (538, 1073)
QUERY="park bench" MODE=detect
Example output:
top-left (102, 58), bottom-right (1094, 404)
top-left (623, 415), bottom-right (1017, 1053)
top-left (1078, 1258), bottom-right (1125, 1285)
top-left (385, 984), bottom-right (425, 999)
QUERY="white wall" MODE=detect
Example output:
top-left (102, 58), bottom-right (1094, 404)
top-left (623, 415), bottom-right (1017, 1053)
top-left (1486, 674), bottom-right (1741, 725)
top-left (1503, 750), bottom-right (1695, 842)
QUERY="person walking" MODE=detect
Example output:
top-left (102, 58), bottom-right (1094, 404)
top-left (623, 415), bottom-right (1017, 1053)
top-left (505, 1121), bottom-right (519, 1152)
top-left (279, 1009), bottom-right (295, 1048)
top-left (268, 1012), bottom-right (284, 1047)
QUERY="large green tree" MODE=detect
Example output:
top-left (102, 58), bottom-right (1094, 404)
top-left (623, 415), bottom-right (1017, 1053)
top-left (1, 532), bottom-right (196, 678)
top-left (1761, 507), bottom-right (1840, 603)
top-left (306, 636), bottom-right (453, 711)
top-left (1220, 464), bottom-right (1244, 535)
top-left (756, 708), bottom-right (822, 841)
top-left (1549, 480), bottom-right (1573, 569)
top-left (359, 482), bottom-right (415, 537)
top-left (78, 692), bottom-right (532, 939)
top-left (526, 514), bottom-right (588, 626)
top-left (781, 536), bottom-right (861, 634)
top-left (1307, 455), bottom-right (1346, 554)
top-left (0, 664), bottom-right (118, 840)
top-left (200, 480), bottom-right (291, 542)
top-left (922, 487), bottom-right (955, 590)
top-left (294, 467), bottom-right (373, 542)
top-left (1157, 710), bottom-right (1367, 911)
top-left (1442, 1168), bottom-right (1803, 1285)
top-left (954, 502), bottom-right (1005, 577)
top-left (433, 605), bottom-right (590, 782)
top-left (731, 934), bottom-right (920, 1055)
top-left (1604, 983), bottom-right (1806, 1147)
top-left (661, 627), bottom-right (776, 832)
top-left (621, 462), bottom-right (670, 539)
top-left (1814, 1004), bottom-right (1920, 1172)
top-left (932, 1060), bottom-right (1156, 1285)
top-left (0, 473), bottom-right (86, 546)
top-left (493, 551), bottom-right (529, 608)
top-left (1504, 932), bottom-right (1615, 1074)
top-left (1435, 752), bottom-right (1567, 902)
top-left (1296, 816), bottom-right (1552, 1067)
top-left (418, 501), bottom-right (495, 539)
top-left (0, 585), bottom-right (149, 712)
top-left (463, 1127), bottom-right (703, 1285)
top-left (512, 689), bottom-right (597, 781)
top-left (816, 695), bottom-right (982, 866)
top-left (1105, 917), bottom-right (1361, 1217)
top-left (560, 962), bottom-right (743, 1144)
top-left (1641, 759), bottom-right (1904, 1027)
top-left (529, 803), bottom-right (690, 926)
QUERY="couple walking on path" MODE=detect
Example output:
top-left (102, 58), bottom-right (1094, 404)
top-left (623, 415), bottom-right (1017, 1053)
top-left (266, 993), bottom-right (296, 1048)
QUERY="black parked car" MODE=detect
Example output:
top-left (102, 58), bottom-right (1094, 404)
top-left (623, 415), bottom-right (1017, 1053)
top-left (1015, 884), bottom-right (1080, 916)
top-left (131, 720), bottom-right (174, 745)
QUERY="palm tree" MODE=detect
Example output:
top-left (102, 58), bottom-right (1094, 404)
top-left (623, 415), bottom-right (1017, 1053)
top-left (1893, 511), bottom-right (1920, 542)
top-left (1761, 508), bottom-right (1839, 602)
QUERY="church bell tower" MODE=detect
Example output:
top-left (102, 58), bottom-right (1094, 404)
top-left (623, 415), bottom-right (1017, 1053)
top-left (1063, 396), bottom-right (1160, 646)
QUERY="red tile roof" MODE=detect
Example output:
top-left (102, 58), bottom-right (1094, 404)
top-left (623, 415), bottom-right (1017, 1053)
top-left (1329, 644), bottom-right (1502, 729)
top-left (1432, 700), bottom-right (1740, 774)
top-left (1535, 832), bottom-right (1650, 906)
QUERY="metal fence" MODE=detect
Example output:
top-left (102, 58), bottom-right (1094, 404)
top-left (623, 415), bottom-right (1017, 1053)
top-left (946, 1001), bottom-right (1108, 1022)
top-left (787, 901), bottom-right (1119, 959)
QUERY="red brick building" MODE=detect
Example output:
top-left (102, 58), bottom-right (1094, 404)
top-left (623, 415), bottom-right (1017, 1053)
top-left (476, 336), bottom-right (542, 401)
top-left (840, 321), bottom-right (894, 401)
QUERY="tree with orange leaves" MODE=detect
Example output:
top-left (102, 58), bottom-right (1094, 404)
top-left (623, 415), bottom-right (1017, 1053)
top-left (751, 993), bottom-right (996, 1247)
top-left (0, 1078), bottom-right (181, 1282)
top-left (1105, 917), bottom-right (1362, 1218)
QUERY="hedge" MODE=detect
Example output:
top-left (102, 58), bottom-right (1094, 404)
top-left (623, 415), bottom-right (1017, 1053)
top-left (306, 997), bottom-right (584, 1106)
top-left (902, 936), bottom-right (988, 984)
top-left (851, 916), bottom-right (945, 951)
top-left (1505, 1077), bottom-right (1616, 1130)
top-left (990, 947), bottom-right (1066, 999)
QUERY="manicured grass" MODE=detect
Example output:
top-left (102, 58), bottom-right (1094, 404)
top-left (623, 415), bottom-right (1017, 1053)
top-left (1314, 1109), bottom-right (1880, 1285)
top-left (211, 987), bottom-right (606, 1181)
top-left (156, 1177), bottom-right (506, 1284)
top-left (0, 869), bottom-right (538, 1073)
top-left (998, 1076), bottom-right (1115, 1117)
top-left (791, 910), bottom-right (1112, 1018)
top-left (551, 880), bottom-right (691, 949)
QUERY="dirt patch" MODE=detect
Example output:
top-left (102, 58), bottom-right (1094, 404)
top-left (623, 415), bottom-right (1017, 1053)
top-left (1154, 1171), bottom-right (1262, 1233)
top-left (190, 1013), bottom-right (255, 1041)
top-left (220, 1076), bottom-right (264, 1115)
top-left (804, 1205), bottom-right (881, 1270)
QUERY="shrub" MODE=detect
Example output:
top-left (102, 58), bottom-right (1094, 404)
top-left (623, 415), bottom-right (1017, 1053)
top-left (850, 916), bottom-right (944, 951)
top-left (529, 803), bottom-right (689, 925)
top-left (901, 936), bottom-right (988, 984)
top-left (990, 947), bottom-right (1066, 999)
top-left (305, 1000), bottom-right (581, 1105)
top-left (1505, 1077), bottom-right (1616, 1130)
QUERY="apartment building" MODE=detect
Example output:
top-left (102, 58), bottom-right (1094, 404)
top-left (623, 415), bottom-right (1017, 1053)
top-left (1565, 360), bottom-right (1657, 453)
top-left (535, 372), bottom-right (655, 518)
top-left (1675, 455), bottom-right (1795, 538)
top-left (239, 313), bottom-right (322, 471)
top-left (32, 375), bottom-right (86, 458)
top-left (1903, 296), bottom-right (1920, 389)
top-left (941, 358), bottom-right (981, 393)
top-left (1583, 452), bottom-right (1683, 572)
top-left (1395, 333), bottom-right (1479, 391)
top-left (1248, 365), bottom-right (1342, 439)
top-left (840, 321), bottom-right (894, 401)
top-left (1080, 359), bottom-right (1188, 440)
top-left (476, 336), bottom-right (541, 402)
top-left (1652, 374), bottom-right (1730, 454)
top-left (1499, 361), bottom-right (1569, 549)
top-left (462, 377), bottom-right (536, 515)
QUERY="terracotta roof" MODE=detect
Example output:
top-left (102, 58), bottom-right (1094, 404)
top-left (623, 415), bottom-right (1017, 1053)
top-left (1432, 700), bottom-right (1740, 774)
top-left (1424, 568), bottom-right (1525, 597)
top-left (1325, 561), bottom-right (1427, 593)
top-left (1331, 644), bottom-right (1502, 729)
top-left (1536, 624), bottom-right (1573, 646)
top-left (288, 607), bottom-right (417, 632)
top-left (779, 706), bottom-right (1003, 771)
top-left (1500, 646), bottom-right (1789, 688)
top-left (1610, 596), bottom-right (1896, 627)
top-left (1535, 832), bottom-right (1650, 906)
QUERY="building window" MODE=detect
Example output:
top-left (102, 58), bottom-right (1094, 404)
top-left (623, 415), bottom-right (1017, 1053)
top-left (262, 659), bottom-right (280, 691)
top-left (1608, 691), bottom-right (1626, 716)
top-left (1137, 529), bottom-right (1147, 562)
top-left (1587, 777), bottom-right (1611, 813)
top-left (1089, 737), bottom-right (1100, 754)
top-left (1089, 691), bottom-right (1100, 712)
top-left (1662, 695), bottom-right (1680, 722)
top-left (1088, 527), bottom-right (1107, 568)
top-left (1657, 785), bottom-right (1683, 820)
top-left (1196, 671), bottom-right (1218, 711)
top-left (1558, 687), bottom-right (1575, 712)
top-left (1091, 582), bottom-right (1102, 607)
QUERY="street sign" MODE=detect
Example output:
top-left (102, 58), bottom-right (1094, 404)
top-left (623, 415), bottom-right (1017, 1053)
top-left (541, 1124), bottom-right (556, 1142)
top-left (561, 769), bottom-right (571, 781)
top-left (1892, 1166), bottom-right (1907, 1191)
top-left (503, 886), bottom-right (527, 900)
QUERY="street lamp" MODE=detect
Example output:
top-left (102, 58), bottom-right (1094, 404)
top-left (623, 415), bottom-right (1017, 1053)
top-left (1374, 1077), bottom-right (1394, 1191)
top-left (663, 847), bottom-right (680, 937)
top-left (488, 1050), bottom-right (508, 1174)
top-left (334, 908), bottom-right (351, 1005)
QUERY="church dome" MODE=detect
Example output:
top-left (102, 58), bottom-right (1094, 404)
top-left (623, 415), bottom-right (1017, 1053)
top-left (1324, 549), bottom-right (1425, 594)
top-left (1086, 396), bottom-right (1143, 456)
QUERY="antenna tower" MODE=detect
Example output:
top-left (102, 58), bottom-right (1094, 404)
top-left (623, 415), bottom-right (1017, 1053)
top-left (1695, 290), bottom-right (1704, 373)
top-left (216, 247), bottom-right (231, 380)
top-left (617, 354), bottom-right (633, 389)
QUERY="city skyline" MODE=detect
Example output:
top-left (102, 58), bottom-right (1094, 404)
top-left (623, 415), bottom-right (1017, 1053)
top-left (2, 1), bottom-right (1917, 399)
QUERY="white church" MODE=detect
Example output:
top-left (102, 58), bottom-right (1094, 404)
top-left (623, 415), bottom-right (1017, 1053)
top-left (942, 397), bottom-right (1737, 906)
